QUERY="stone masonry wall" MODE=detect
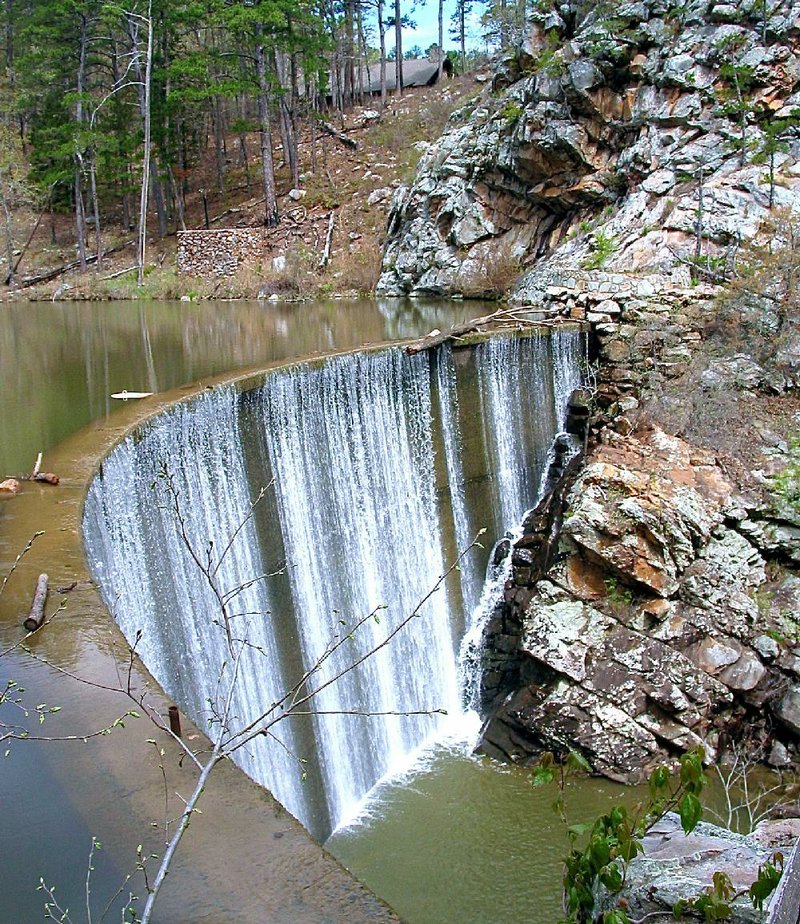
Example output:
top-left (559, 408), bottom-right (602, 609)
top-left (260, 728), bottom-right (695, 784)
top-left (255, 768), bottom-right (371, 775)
top-left (177, 228), bottom-right (270, 277)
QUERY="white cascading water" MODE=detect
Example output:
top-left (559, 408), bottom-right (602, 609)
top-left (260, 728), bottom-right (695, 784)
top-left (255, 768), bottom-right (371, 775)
top-left (83, 391), bottom-right (306, 822)
top-left (83, 330), bottom-right (584, 841)
top-left (259, 349), bottom-right (460, 832)
top-left (458, 329), bottom-right (585, 710)
top-left (435, 344), bottom-right (482, 611)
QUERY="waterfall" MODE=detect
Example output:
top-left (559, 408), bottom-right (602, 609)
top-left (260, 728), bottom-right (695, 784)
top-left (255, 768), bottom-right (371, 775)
top-left (257, 350), bottom-right (460, 832)
top-left (435, 345), bottom-right (481, 610)
top-left (83, 392), bottom-right (305, 824)
top-left (459, 328), bottom-right (585, 710)
top-left (83, 330), bottom-right (583, 841)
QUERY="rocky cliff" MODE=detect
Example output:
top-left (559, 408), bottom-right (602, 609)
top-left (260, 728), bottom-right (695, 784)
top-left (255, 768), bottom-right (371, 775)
top-left (479, 421), bottom-right (800, 778)
top-left (377, 0), bottom-right (800, 299)
top-left (373, 0), bottom-right (800, 783)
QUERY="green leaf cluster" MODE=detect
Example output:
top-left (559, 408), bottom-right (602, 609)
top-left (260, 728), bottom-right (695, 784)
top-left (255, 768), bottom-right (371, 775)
top-left (539, 745), bottom-right (785, 923)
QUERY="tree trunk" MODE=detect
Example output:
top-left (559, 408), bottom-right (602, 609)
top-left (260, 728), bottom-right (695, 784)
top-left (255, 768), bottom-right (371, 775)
top-left (255, 24), bottom-right (279, 227)
top-left (394, 0), bottom-right (403, 95)
top-left (438, 0), bottom-right (444, 80)
top-left (289, 51), bottom-right (301, 187)
top-left (75, 13), bottom-right (88, 272)
top-left (74, 168), bottom-right (88, 271)
top-left (213, 95), bottom-right (226, 191)
top-left (89, 154), bottom-right (102, 267)
top-left (310, 78), bottom-right (318, 174)
top-left (274, 49), bottom-right (298, 185)
top-left (168, 164), bottom-right (186, 231)
top-left (4, 0), bottom-right (13, 129)
top-left (460, 2), bottom-right (467, 75)
top-left (356, 4), bottom-right (366, 104)
top-left (151, 160), bottom-right (168, 237)
top-left (137, 2), bottom-right (153, 286)
top-left (378, 0), bottom-right (387, 108)
top-left (0, 180), bottom-right (14, 284)
top-left (343, 0), bottom-right (354, 109)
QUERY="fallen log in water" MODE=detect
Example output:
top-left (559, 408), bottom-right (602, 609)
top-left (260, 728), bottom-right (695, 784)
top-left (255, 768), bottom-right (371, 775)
top-left (33, 472), bottom-right (60, 485)
top-left (404, 306), bottom-right (563, 354)
top-left (24, 574), bottom-right (49, 632)
top-left (28, 452), bottom-right (59, 485)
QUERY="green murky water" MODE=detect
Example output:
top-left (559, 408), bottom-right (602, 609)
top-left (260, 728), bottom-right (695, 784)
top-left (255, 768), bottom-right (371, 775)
top-left (1, 297), bottom-right (626, 924)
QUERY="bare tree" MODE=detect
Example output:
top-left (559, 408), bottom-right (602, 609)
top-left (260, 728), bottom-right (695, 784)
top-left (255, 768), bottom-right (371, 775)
top-left (707, 740), bottom-right (798, 834)
top-left (5, 472), bottom-right (482, 923)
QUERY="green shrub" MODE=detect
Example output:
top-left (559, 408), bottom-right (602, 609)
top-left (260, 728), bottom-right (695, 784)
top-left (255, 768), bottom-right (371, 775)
top-left (581, 230), bottom-right (617, 269)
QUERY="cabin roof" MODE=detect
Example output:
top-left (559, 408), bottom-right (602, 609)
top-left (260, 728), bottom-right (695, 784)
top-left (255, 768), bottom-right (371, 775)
top-left (329, 57), bottom-right (453, 96)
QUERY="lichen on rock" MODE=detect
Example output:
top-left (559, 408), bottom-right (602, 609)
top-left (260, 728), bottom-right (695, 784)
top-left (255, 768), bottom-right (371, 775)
top-left (478, 425), bottom-right (800, 779)
top-left (377, 0), bottom-right (800, 300)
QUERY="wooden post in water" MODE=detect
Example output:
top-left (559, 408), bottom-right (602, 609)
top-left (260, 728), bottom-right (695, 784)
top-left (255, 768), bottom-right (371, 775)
top-left (24, 574), bottom-right (49, 632)
top-left (168, 705), bottom-right (182, 739)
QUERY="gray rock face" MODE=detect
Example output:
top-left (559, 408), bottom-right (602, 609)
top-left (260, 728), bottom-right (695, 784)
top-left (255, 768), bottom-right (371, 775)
top-left (600, 812), bottom-right (794, 923)
top-left (377, 0), bottom-right (800, 298)
top-left (478, 427), bottom-right (800, 780)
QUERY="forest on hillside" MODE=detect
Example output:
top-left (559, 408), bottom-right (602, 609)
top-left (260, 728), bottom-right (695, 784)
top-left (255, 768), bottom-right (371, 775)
top-left (0, 0), bottom-right (526, 285)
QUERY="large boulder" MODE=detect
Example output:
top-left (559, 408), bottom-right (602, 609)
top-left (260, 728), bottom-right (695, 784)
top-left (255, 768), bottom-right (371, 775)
top-left (478, 426), bottom-right (800, 778)
top-left (599, 812), bottom-right (794, 923)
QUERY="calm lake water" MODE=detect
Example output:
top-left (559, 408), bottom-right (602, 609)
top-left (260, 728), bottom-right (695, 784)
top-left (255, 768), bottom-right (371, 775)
top-left (0, 297), bottom-right (629, 924)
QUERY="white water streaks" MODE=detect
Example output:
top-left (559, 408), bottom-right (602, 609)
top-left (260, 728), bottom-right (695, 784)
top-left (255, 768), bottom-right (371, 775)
top-left (83, 330), bottom-right (583, 840)
top-left (83, 391), bottom-right (306, 824)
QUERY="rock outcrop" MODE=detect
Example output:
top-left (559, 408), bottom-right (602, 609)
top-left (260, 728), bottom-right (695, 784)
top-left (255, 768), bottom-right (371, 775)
top-left (599, 813), bottom-right (797, 922)
top-left (478, 424), bottom-right (800, 779)
top-left (377, 0), bottom-right (800, 298)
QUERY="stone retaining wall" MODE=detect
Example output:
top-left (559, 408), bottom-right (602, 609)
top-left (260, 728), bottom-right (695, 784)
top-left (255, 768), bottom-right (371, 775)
top-left (177, 228), bottom-right (270, 276)
top-left (531, 271), bottom-right (717, 432)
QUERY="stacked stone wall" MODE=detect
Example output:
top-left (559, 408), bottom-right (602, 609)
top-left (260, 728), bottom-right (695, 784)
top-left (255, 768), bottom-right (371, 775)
top-left (177, 228), bottom-right (270, 277)
top-left (533, 270), bottom-right (716, 433)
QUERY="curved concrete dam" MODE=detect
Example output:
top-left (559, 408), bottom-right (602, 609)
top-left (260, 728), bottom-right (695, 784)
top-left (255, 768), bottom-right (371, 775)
top-left (82, 329), bottom-right (584, 843)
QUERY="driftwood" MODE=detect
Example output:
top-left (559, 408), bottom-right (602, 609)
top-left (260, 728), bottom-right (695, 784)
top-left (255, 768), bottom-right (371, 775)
top-left (101, 265), bottom-right (138, 281)
top-left (33, 472), bottom-right (60, 485)
top-left (318, 212), bottom-right (335, 269)
top-left (16, 239), bottom-right (135, 289)
top-left (28, 452), bottom-right (59, 485)
top-left (320, 120), bottom-right (358, 150)
top-left (24, 574), bottom-right (48, 632)
top-left (404, 306), bottom-right (564, 354)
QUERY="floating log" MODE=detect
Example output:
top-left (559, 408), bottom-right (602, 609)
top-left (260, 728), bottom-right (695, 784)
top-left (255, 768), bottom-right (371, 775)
top-left (24, 574), bottom-right (49, 632)
top-left (319, 120), bottom-right (358, 150)
top-left (28, 452), bottom-right (59, 485)
top-left (33, 472), bottom-right (60, 485)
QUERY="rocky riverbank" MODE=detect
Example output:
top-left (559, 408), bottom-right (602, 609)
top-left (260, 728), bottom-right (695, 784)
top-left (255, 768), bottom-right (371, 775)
top-left (478, 419), bottom-right (800, 777)
top-left (371, 0), bottom-right (800, 783)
